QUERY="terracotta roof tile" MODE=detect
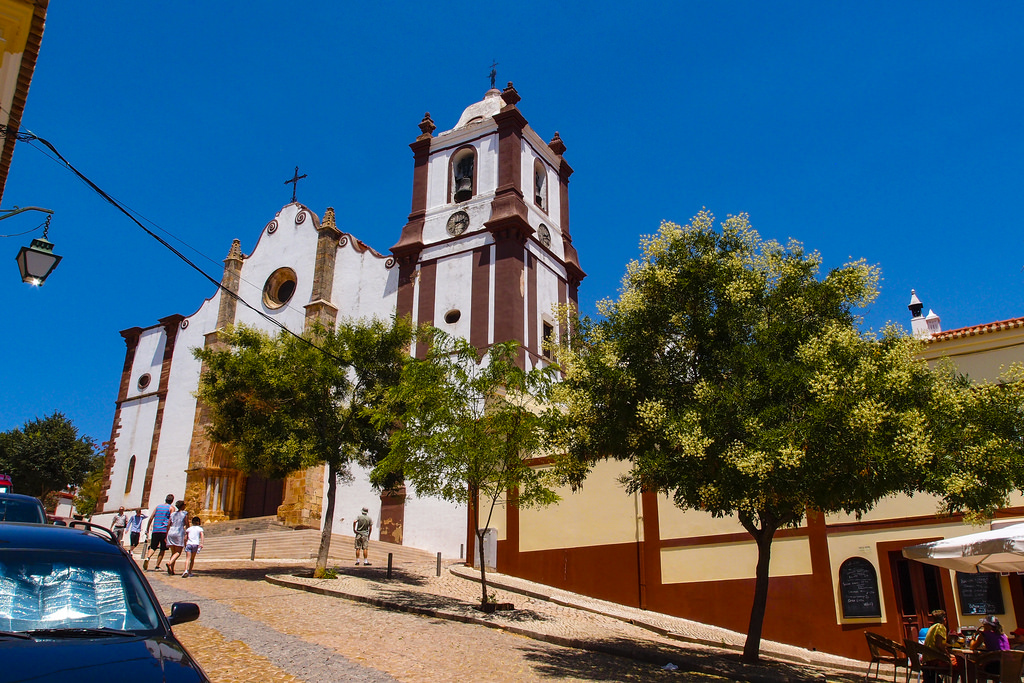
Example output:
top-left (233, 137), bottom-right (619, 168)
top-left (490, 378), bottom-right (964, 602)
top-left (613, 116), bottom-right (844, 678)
top-left (927, 316), bottom-right (1024, 343)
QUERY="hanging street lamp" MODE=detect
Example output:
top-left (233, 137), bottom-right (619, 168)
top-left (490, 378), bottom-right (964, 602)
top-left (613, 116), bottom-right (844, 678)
top-left (2, 206), bottom-right (59, 285)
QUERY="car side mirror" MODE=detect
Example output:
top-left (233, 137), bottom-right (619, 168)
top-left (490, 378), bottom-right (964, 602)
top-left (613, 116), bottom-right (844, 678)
top-left (167, 602), bottom-right (200, 626)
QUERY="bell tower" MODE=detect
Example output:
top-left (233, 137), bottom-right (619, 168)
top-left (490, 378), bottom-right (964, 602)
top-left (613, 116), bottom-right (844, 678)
top-left (391, 83), bottom-right (585, 367)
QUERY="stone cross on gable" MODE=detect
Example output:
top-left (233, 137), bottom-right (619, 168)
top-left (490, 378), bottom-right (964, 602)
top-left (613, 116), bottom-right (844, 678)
top-left (284, 166), bottom-right (307, 203)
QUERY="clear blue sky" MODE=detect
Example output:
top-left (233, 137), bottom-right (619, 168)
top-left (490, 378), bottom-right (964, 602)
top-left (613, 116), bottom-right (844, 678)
top-left (2, 2), bottom-right (1022, 444)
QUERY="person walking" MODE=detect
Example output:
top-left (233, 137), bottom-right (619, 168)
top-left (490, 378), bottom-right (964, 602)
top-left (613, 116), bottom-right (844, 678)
top-left (143, 494), bottom-right (175, 571)
top-left (127, 508), bottom-right (147, 556)
top-left (181, 516), bottom-right (204, 578)
top-left (353, 507), bottom-right (373, 566)
top-left (165, 500), bottom-right (188, 575)
top-left (111, 507), bottom-right (128, 546)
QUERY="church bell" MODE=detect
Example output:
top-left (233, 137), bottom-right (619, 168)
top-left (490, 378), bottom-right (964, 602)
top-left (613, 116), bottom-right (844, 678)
top-left (453, 176), bottom-right (473, 202)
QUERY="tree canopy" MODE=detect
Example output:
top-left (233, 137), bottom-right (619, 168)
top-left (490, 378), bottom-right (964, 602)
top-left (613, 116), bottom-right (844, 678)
top-left (194, 318), bottom-right (414, 574)
top-left (0, 412), bottom-right (98, 502)
top-left (372, 334), bottom-right (559, 605)
top-left (546, 211), bottom-right (1023, 661)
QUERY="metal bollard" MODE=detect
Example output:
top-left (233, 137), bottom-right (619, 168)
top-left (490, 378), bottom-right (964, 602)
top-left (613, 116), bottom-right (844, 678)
top-left (436, 552), bottom-right (442, 577)
top-left (250, 539), bottom-right (256, 561)
top-left (460, 543), bottom-right (464, 559)
top-left (387, 552), bottom-right (393, 580)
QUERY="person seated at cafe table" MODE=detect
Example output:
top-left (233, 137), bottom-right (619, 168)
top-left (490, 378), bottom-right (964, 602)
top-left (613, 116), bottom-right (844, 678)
top-left (923, 610), bottom-right (962, 683)
top-left (1009, 627), bottom-right (1024, 650)
top-left (971, 616), bottom-right (1010, 652)
top-left (969, 616), bottom-right (1010, 678)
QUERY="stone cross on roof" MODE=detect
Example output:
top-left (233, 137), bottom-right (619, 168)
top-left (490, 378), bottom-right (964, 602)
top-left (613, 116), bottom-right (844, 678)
top-left (284, 166), bottom-right (307, 203)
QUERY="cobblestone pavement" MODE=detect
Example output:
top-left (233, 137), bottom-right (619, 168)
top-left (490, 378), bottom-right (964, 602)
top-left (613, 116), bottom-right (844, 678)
top-left (148, 562), bottom-right (734, 682)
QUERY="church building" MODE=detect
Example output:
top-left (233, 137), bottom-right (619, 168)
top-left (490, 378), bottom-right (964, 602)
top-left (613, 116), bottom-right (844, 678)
top-left (96, 83), bottom-right (584, 558)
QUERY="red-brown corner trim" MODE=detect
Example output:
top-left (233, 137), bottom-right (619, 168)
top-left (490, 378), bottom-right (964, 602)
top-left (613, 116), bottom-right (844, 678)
top-left (466, 484), bottom-right (478, 567)
top-left (640, 490), bottom-right (661, 609)
top-left (415, 260), bottom-right (437, 358)
top-left (492, 239), bottom-right (526, 366)
top-left (470, 246), bottom-right (491, 350)
top-left (396, 261), bottom-right (418, 322)
top-left (391, 138), bottom-right (431, 255)
top-left (557, 157), bottom-right (573, 239)
top-left (98, 325), bottom-right (143, 512)
top-left (139, 315), bottom-right (184, 508)
top-left (527, 251), bottom-right (538, 357)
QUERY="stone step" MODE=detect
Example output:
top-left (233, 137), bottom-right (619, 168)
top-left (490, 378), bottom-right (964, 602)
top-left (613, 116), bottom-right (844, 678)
top-left (197, 527), bottom-right (442, 564)
top-left (202, 515), bottom-right (289, 538)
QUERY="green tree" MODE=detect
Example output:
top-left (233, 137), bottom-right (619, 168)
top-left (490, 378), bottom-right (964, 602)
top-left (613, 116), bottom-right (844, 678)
top-left (547, 211), bottom-right (948, 662)
top-left (0, 412), bottom-right (98, 500)
top-left (920, 361), bottom-right (1024, 519)
top-left (372, 334), bottom-right (559, 606)
top-left (73, 446), bottom-right (109, 518)
top-left (194, 318), bottom-right (414, 576)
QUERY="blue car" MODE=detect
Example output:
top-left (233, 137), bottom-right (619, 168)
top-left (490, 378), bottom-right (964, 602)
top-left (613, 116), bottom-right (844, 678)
top-left (0, 521), bottom-right (210, 682)
top-left (0, 492), bottom-right (47, 523)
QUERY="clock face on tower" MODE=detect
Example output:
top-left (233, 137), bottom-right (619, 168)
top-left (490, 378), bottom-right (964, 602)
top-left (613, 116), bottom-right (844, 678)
top-left (446, 211), bottom-right (470, 237)
top-left (537, 223), bottom-right (551, 247)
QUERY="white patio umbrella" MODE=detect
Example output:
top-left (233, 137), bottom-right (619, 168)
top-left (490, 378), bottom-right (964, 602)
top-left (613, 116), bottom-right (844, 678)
top-left (902, 523), bottom-right (1024, 573)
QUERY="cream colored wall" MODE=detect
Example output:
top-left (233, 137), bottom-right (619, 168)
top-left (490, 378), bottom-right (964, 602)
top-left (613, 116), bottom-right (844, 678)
top-left (519, 459), bottom-right (640, 552)
top-left (657, 497), bottom-right (746, 538)
top-left (657, 498), bottom-right (809, 539)
top-left (479, 490), bottom-right (508, 542)
top-left (918, 327), bottom-right (1024, 382)
top-left (661, 536), bottom-right (812, 584)
top-left (826, 492), bottom-right (945, 525)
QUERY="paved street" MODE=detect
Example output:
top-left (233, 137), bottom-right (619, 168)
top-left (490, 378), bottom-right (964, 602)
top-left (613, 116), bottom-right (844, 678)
top-left (147, 561), bottom-right (731, 682)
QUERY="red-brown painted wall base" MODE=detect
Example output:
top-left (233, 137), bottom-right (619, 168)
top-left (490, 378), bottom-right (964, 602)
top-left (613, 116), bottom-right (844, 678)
top-left (647, 574), bottom-right (872, 660)
top-left (498, 540), bottom-right (874, 661)
top-left (497, 540), bottom-right (643, 609)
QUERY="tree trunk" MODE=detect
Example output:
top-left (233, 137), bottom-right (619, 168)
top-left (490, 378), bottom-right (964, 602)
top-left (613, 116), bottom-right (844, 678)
top-left (741, 525), bottom-right (777, 663)
top-left (477, 527), bottom-right (489, 605)
top-left (315, 461), bottom-right (338, 575)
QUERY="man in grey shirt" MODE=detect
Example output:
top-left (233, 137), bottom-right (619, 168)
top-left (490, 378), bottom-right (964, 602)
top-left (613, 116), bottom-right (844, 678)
top-left (353, 507), bottom-right (373, 566)
top-left (111, 507), bottom-right (128, 545)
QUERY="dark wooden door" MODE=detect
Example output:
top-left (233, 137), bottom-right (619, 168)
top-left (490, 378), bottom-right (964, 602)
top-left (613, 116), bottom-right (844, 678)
top-left (242, 475), bottom-right (284, 518)
top-left (889, 550), bottom-right (946, 641)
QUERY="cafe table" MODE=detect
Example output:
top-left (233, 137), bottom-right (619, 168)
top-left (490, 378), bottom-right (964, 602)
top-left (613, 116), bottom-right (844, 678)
top-left (950, 648), bottom-right (1013, 683)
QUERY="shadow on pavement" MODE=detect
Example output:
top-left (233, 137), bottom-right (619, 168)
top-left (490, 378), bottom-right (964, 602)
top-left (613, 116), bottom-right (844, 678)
top-left (193, 564), bottom-right (310, 583)
top-left (520, 637), bottom-right (858, 683)
top-left (369, 585), bottom-right (554, 624)
top-left (329, 566), bottom-right (429, 586)
top-left (518, 642), bottom-right (722, 681)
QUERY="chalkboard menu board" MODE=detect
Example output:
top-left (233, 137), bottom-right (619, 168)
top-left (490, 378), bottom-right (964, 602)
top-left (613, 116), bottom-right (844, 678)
top-left (839, 557), bottom-right (882, 618)
top-left (956, 572), bottom-right (1004, 616)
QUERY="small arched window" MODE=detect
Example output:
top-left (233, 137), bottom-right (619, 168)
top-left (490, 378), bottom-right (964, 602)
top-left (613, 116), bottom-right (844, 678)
top-left (450, 147), bottom-right (476, 203)
top-left (534, 159), bottom-right (548, 212)
top-left (124, 455), bottom-right (136, 494)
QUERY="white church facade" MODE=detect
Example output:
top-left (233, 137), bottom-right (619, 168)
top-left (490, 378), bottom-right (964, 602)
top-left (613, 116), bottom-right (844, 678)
top-left (96, 83), bottom-right (584, 558)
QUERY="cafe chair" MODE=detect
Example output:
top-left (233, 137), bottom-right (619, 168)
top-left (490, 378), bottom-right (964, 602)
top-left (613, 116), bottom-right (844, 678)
top-left (904, 639), bottom-right (954, 683)
top-left (865, 631), bottom-right (909, 682)
top-left (974, 651), bottom-right (1024, 683)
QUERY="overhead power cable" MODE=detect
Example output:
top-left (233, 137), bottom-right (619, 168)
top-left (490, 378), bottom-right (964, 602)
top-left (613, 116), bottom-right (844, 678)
top-left (0, 124), bottom-right (341, 362)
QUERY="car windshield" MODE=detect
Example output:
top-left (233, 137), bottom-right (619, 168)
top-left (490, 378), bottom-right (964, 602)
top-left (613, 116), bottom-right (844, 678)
top-left (0, 499), bottom-right (45, 523)
top-left (0, 550), bottom-right (161, 633)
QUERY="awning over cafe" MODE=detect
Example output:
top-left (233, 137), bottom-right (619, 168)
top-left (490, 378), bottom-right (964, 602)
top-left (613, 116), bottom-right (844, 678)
top-left (902, 523), bottom-right (1024, 573)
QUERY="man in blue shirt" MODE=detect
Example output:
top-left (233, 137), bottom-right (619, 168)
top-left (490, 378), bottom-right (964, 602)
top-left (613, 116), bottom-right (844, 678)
top-left (143, 493), bottom-right (175, 570)
top-left (127, 508), bottom-right (147, 555)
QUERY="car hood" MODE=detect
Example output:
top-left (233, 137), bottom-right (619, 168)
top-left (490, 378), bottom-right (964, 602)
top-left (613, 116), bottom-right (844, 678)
top-left (1, 635), bottom-right (208, 682)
